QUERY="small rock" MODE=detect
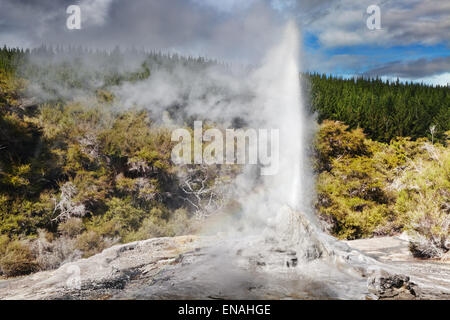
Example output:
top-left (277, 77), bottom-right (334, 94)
top-left (368, 270), bottom-right (419, 299)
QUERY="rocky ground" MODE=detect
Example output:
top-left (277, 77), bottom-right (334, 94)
top-left (345, 236), bottom-right (450, 299)
top-left (0, 207), bottom-right (449, 300)
top-left (0, 233), bottom-right (449, 300)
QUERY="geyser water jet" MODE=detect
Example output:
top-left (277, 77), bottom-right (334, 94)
top-left (247, 20), bottom-right (317, 230)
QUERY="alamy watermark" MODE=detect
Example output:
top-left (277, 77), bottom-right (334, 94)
top-left (366, 5), bottom-right (381, 30)
top-left (65, 264), bottom-right (81, 290)
top-left (171, 121), bottom-right (279, 176)
top-left (66, 5), bottom-right (81, 30)
top-left (67, 4), bottom-right (382, 31)
top-left (65, 262), bottom-right (108, 291)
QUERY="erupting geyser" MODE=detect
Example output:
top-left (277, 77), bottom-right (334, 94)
top-left (139, 21), bottom-right (396, 300)
top-left (240, 20), bottom-right (319, 235)
top-left (261, 21), bottom-right (305, 211)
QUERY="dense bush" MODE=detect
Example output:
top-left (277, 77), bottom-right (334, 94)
top-left (30, 229), bottom-right (81, 271)
top-left (314, 120), bottom-right (369, 172)
top-left (58, 218), bottom-right (85, 238)
top-left (395, 144), bottom-right (449, 258)
top-left (0, 68), bottom-right (206, 273)
top-left (315, 121), bottom-right (393, 239)
top-left (316, 121), bottom-right (449, 251)
top-left (0, 239), bottom-right (38, 277)
top-left (75, 231), bottom-right (109, 258)
top-left (1, 47), bottom-right (449, 278)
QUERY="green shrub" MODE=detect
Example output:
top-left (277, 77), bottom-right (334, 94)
top-left (0, 234), bottom-right (10, 257)
top-left (394, 144), bottom-right (450, 258)
top-left (315, 120), bottom-right (369, 172)
top-left (316, 155), bottom-right (394, 239)
top-left (75, 231), bottom-right (106, 258)
top-left (58, 218), bottom-right (85, 238)
top-left (0, 194), bottom-right (54, 236)
top-left (102, 197), bottom-right (147, 234)
top-left (167, 208), bottom-right (192, 236)
top-left (123, 217), bottom-right (173, 243)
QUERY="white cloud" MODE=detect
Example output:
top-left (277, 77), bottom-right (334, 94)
top-left (381, 72), bottom-right (450, 86)
top-left (365, 56), bottom-right (450, 78)
top-left (80, 0), bottom-right (115, 27)
top-left (415, 72), bottom-right (450, 86)
top-left (303, 0), bottom-right (450, 47)
top-left (0, 0), bottom-right (449, 80)
top-left (191, 0), bottom-right (257, 13)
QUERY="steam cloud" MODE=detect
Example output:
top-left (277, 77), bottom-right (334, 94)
top-left (21, 19), bottom-right (317, 237)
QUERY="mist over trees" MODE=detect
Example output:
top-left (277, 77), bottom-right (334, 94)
top-left (2, 46), bottom-right (448, 142)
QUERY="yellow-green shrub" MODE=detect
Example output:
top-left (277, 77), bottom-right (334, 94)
top-left (58, 218), bottom-right (85, 238)
top-left (394, 144), bottom-right (449, 257)
top-left (75, 231), bottom-right (106, 258)
top-left (315, 120), bottom-right (369, 172)
top-left (0, 240), bottom-right (38, 277)
top-left (316, 121), bottom-right (449, 245)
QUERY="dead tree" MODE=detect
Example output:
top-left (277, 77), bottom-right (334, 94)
top-left (179, 165), bottom-right (232, 220)
top-left (52, 182), bottom-right (86, 222)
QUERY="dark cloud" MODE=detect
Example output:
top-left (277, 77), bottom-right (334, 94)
top-left (364, 56), bottom-right (450, 78)
top-left (302, 0), bottom-right (450, 47)
top-left (0, 0), bottom-right (284, 64)
top-left (1, 0), bottom-right (449, 79)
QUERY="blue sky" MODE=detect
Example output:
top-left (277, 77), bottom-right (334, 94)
top-left (0, 0), bottom-right (449, 85)
top-left (293, 0), bottom-right (450, 85)
top-left (303, 32), bottom-right (450, 84)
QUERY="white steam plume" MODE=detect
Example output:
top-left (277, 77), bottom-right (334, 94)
top-left (110, 21), bottom-right (319, 234)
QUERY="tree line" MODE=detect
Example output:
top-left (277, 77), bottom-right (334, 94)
top-left (1, 46), bottom-right (449, 143)
top-left (307, 73), bottom-right (449, 143)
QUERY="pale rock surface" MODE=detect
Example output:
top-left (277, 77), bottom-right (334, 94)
top-left (1, 210), bottom-right (449, 300)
